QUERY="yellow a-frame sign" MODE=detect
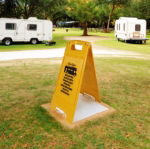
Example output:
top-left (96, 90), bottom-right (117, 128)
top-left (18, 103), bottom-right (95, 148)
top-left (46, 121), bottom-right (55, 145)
top-left (50, 40), bottom-right (100, 122)
top-left (50, 40), bottom-right (111, 125)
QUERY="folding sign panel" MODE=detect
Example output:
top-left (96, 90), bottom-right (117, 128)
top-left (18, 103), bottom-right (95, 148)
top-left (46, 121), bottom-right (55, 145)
top-left (50, 40), bottom-right (109, 124)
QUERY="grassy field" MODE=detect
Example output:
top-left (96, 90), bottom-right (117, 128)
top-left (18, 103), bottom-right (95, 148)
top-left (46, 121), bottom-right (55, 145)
top-left (96, 33), bottom-right (150, 55)
top-left (0, 29), bottom-right (82, 52)
top-left (0, 58), bottom-right (150, 149)
top-left (0, 28), bottom-right (150, 55)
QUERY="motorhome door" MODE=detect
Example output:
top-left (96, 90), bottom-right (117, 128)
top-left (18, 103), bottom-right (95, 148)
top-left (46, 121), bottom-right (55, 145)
top-left (25, 22), bottom-right (43, 42)
top-left (37, 22), bottom-right (44, 41)
top-left (15, 21), bottom-right (25, 41)
top-left (133, 24), bottom-right (141, 39)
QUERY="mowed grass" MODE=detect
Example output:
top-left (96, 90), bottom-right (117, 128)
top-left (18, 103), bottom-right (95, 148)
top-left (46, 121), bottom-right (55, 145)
top-left (0, 58), bottom-right (150, 149)
top-left (96, 33), bottom-right (150, 55)
top-left (0, 28), bottom-right (150, 55)
top-left (0, 28), bottom-right (83, 52)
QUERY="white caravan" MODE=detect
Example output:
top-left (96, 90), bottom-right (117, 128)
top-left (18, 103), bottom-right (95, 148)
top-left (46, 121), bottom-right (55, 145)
top-left (0, 17), bottom-right (52, 45)
top-left (115, 17), bottom-right (147, 43)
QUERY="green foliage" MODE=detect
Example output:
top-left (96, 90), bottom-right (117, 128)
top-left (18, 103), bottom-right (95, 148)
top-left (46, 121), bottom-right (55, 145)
top-left (67, 0), bottom-right (98, 23)
top-left (120, 0), bottom-right (150, 27)
top-left (38, 0), bottom-right (67, 22)
top-left (1, 0), bottom-right (150, 28)
top-left (0, 0), bottom-right (67, 20)
top-left (0, 1), bottom-right (4, 17)
top-left (66, 0), bottom-right (103, 35)
top-left (97, 0), bottom-right (129, 31)
top-left (137, 0), bottom-right (150, 20)
top-left (0, 0), bottom-right (16, 17)
top-left (106, 0), bottom-right (127, 5)
top-left (16, 0), bottom-right (43, 18)
top-left (121, 0), bottom-right (150, 19)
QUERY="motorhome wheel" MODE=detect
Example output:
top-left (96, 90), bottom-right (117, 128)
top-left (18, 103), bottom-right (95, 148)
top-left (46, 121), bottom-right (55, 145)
top-left (31, 39), bottom-right (38, 44)
top-left (3, 38), bottom-right (12, 46)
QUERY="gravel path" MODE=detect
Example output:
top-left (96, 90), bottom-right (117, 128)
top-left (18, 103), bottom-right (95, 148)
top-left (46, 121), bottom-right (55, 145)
top-left (0, 35), bottom-right (149, 61)
top-left (0, 46), bottom-right (148, 61)
top-left (64, 36), bottom-right (109, 43)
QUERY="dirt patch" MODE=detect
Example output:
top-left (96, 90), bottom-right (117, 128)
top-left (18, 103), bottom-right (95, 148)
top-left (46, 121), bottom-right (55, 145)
top-left (64, 36), bottom-right (109, 43)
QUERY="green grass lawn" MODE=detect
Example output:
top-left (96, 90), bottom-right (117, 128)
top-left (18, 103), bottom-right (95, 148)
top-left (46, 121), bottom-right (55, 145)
top-left (0, 28), bottom-right (150, 55)
top-left (95, 33), bottom-right (150, 55)
top-left (0, 29), bottom-right (82, 52)
top-left (0, 58), bottom-right (150, 149)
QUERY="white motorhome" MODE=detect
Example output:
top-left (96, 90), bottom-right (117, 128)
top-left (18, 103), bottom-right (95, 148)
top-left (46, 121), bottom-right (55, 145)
top-left (0, 17), bottom-right (52, 45)
top-left (115, 17), bottom-right (147, 43)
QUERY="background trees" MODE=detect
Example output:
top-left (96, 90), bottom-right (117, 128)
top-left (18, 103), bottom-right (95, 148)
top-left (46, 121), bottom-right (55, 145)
top-left (1, 0), bottom-right (16, 17)
top-left (123, 0), bottom-right (150, 28)
top-left (66, 0), bottom-right (102, 35)
top-left (38, 0), bottom-right (67, 24)
top-left (0, 0), bottom-right (67, 20)
top-left (4, 0), bottom-right (14, 17)
top-left (15, 0), bottom-right (43, 18)
top-left (0, 0), bottom-right (4, 17)
top-left (105, 0), bottom-right (129, 32)
top-left (0, 0), bottom-right (149, 31)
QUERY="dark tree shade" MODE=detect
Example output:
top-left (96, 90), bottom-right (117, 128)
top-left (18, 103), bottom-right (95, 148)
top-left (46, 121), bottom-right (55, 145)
top-left (4, 0), bottom-right (16, 17)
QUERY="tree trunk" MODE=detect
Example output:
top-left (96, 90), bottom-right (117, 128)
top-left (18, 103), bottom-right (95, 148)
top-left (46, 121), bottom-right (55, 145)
top-left (82, 22), bottom-right (88, 36)
top-left (24, 0), bottom-right (28, 19)
top-left (106, 4), bottom-right (115, 32)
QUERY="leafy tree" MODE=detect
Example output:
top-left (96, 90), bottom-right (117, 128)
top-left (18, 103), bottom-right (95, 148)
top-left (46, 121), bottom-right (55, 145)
top-left (66, 0), bottom-right (102, 36)
top-left (38, 0), bottom-right (67, 23)
top-left (138, 0), bottom-right (150, 19)
top-left (97, 0), bottom-right (128, 32)
top-left (0, 0), bottom-right (5, 17)
top-left (3, 0), bottom-right (16, 17)
top-left (15, 0), bottom-right (43, 18)
top-left (14, 0), bottom-right (67, 23)
top-left (137, 0), bottom-right (150, 28)
top-left (121, 0), bottom-right (150, 28)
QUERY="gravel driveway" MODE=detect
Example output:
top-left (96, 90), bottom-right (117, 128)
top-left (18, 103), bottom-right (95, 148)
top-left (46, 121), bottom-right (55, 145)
top-left (0, 46), bottom-right (148, 61)
top-left (0, 35), bottom-right (149, 61)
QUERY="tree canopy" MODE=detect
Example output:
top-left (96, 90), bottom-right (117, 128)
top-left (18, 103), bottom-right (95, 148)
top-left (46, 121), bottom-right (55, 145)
top-left (66, 0), bottom-right (102, 35)
top-left (0, 0), bottom-right (150, 33)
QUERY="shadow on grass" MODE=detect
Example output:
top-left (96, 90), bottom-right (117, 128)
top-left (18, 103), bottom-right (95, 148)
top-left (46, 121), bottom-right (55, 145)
top-left (31, 106), bottom-right (65, 132)
top-left (118, 40), bottom-right (149, 45)
top-left (0, 41), bottom-right (56, 51)
top-left (0, 41), bottom-right (44, 46)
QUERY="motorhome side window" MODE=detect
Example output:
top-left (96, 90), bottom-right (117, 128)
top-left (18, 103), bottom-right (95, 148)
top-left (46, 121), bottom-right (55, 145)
top-left (135, 24), bottom-right (141, 31)
top-left (6, 23), bottom-right (16, 30)
top-left (27, 24), bottom-right (37, 31)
